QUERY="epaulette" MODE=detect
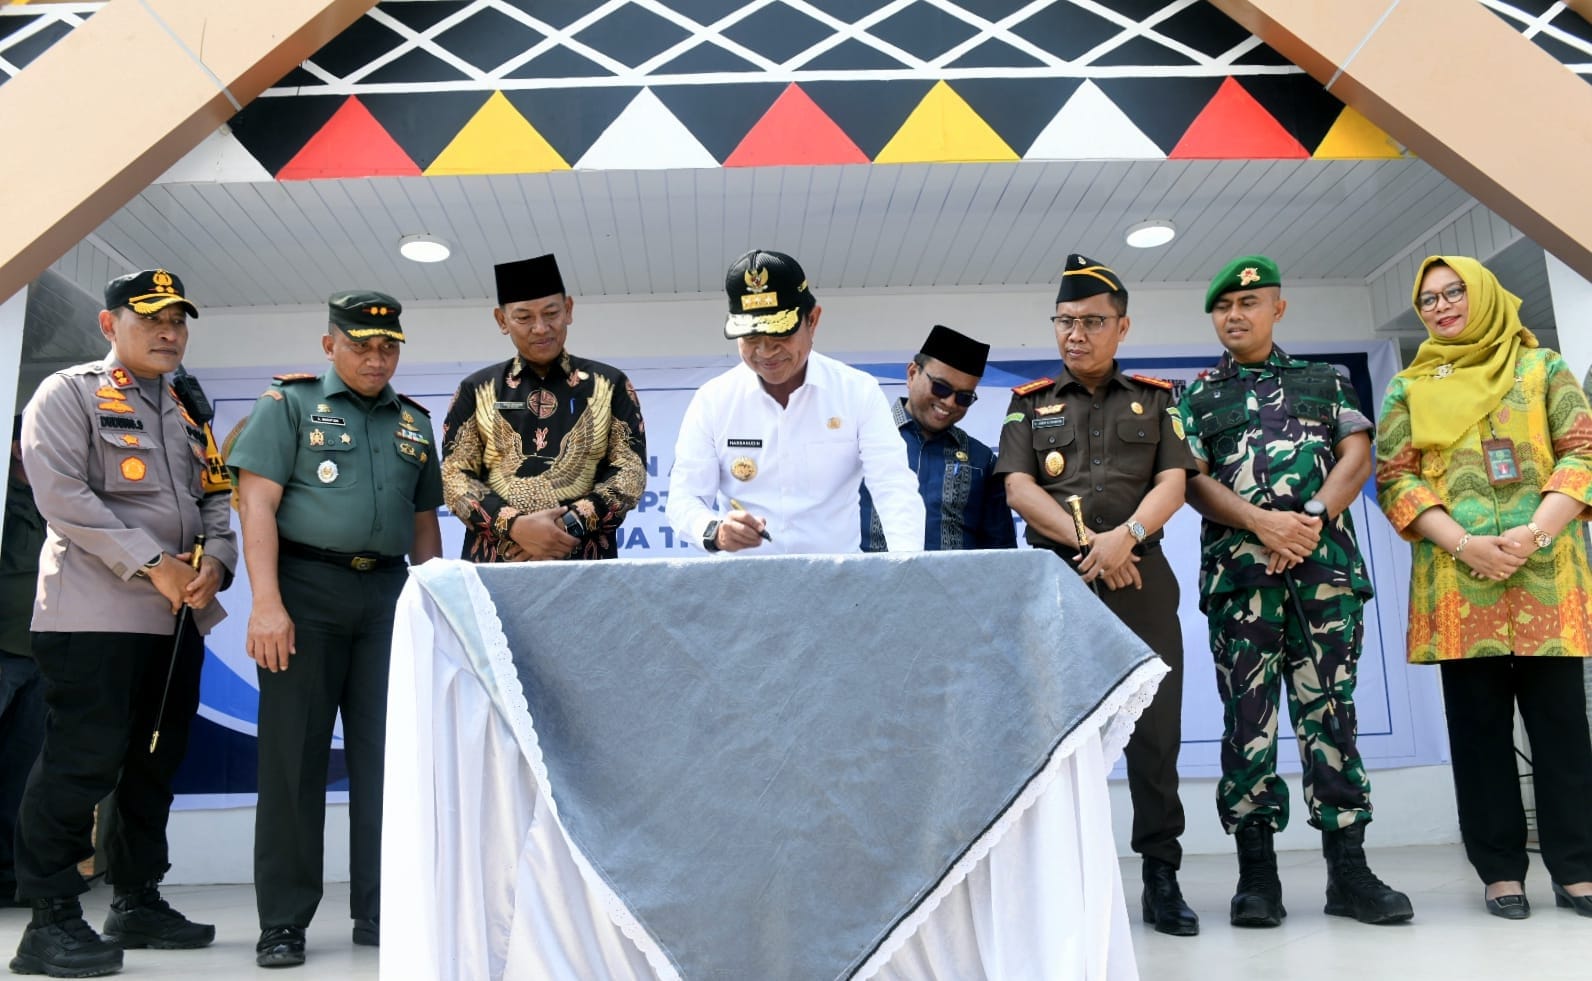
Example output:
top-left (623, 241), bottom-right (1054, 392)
top-left (1011, 377), bottom-right (1053, 396)
top-left (1130, 373), bottom-right (1175, 390)
top-left (272, 373), bottom-right (317, 384)
top-left (398, 393), bottom-right (431, 415)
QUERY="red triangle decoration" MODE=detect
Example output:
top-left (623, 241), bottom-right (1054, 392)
top-left (277, 97), bottom-right (422, 180)
top-left (1169, 77), bottom-right (1309, 160)
top-left (724, 84), bottom-right (869, 167)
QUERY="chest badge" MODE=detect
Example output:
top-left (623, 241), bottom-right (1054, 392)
top-left (120, 435), bottom-right (140, 447)
top-left (98, 401), bottom-right (136, 415)
top-left (1044, 450), bottom-right (1065, 477)
top-left (1131, 401), bottom-right (1144, 415)
top-left (341, 433), bottom-right (352, 445)
top-left (317, 460), bottom-right (339, 484)
top-left (309, 428), bottom-right (326, 447)
top-left (1034, 403), bottom-right (1064, 416)
top-left (827, 416), bottom-right (842, 430)
top-left (527, 389), bottom-right (558, 419)
top-left (120, 457), bottom-right (147, 481)
top-left (731, 457), bottom-right (757, 481)
top-left (955, 450), bottom-right (969, 462)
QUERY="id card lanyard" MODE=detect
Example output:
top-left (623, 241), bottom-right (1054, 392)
top-left (1481, 414), bottom-right (1521, 486)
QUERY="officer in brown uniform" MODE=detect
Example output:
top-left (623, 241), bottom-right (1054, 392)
top-left (994, 253), bottom-right (1199, 936)
top-left (13, 269), bottom-right (236, 976)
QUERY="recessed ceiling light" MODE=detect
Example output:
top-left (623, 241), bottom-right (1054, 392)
top-left (1125, 220), bottom-right (1176, 249)
top-left (399, 234), bottom-right (451, 263)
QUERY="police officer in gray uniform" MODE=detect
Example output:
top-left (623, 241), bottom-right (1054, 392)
top-left (13, 269), bottom-right (236, 978)
top-left (227, 292), bottom-right (442, 969)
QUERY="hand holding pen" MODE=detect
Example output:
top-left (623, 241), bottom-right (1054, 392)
top-left (713, 498), bottom-right (773, 551)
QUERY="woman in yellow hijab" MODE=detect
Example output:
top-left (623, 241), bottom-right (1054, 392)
top-left (1376, 255), bottom-right (1592, 920)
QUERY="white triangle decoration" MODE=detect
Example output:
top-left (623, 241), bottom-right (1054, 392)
top-left (155, 125), bottom-right (274, 183)
top-left (574, 89), bottom-right (719, 171)
top-left (1025, 81), bottom-right (1165, 161)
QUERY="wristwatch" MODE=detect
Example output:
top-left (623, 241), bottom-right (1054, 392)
top-left (702, 520), bottom-right (723, 553)
top-left (1304, 499), bottom-right (1327, 518)
top-left (1527, 521), bottom-right (1552, 550)
top-left (1125, 520), bottom-right (1147, 545)
top-left (134, 554), bottom-right (162, 579)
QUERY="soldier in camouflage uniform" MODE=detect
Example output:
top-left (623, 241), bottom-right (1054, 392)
top-left (1177, 256), bottom-right (1412, 928)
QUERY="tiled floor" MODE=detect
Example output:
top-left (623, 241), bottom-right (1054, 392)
top-left (2, 845), bottom-right (1587, 978)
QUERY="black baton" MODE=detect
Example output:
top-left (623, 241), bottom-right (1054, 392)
top-left (150, 534), bottom-right (205, 753)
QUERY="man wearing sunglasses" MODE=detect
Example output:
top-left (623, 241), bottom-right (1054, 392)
top-left (860, 325), bottom-right (1015, 551)
top-left (668, 249), bottom-right (924, 555)
top-left (994, 253), bottom-right (1200, 937)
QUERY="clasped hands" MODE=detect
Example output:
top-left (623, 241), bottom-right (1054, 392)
top-left (1074, 525), bottom-right (1142, 591)
top-left (1456, 526), bottom-right (1540, 581)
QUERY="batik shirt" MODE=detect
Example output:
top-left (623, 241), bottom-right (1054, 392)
top-left (861, 398), bottom-right (1015, 551)
top-left (441, 351), bottom-right (647, 561)
top-left (1175, 346), bottom-right (1373, 610)
top-left (1377, 347), bottom-right (1592, 662)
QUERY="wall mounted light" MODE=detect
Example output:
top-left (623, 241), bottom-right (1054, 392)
top-left (1124, 220), bottom-right (1176, 249)
top-left (399, 234), bottom-right (451, 263)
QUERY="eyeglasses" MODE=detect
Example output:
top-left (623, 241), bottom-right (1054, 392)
top-left (925, 373), bottom-right (978, 407)
top-left (1050, 314), bottom-right (1120, 335)
top-left (1416, 283), bottom-right (1466, 312)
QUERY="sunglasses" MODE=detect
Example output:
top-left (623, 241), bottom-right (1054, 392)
top-left (925, 372), bottom-right (978, 407)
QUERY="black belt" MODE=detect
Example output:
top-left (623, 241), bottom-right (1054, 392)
top-left (280, 540), bottom-right (405, 572)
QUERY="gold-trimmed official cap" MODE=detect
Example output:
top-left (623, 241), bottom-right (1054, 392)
top-left (723, 249), bottom-right (814, 339)
top-left (1205, 255), bottom-right (1281, 312)
top-left (1056, 253), bottom-right (1126, 305)
top-left (328, 290), bottom-right (405, 342)
top-left (105, 269), bottom-right (199, 319)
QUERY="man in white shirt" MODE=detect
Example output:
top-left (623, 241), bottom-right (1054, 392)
top-left (668, 249), bottom-right (925, 555)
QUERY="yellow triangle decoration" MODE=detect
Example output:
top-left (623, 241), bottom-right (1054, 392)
top-left (874, 81), bottom-right (1019, 164)
top-left (425, 91), bottom-right (570, 176)
top-left (1313, 106), bottom-right (1406, 160)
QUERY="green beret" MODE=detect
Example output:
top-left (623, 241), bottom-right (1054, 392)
top-left (328, 290), bottom-right (405, 342)
top-left (1205, 255), bottom-right (1281, 312)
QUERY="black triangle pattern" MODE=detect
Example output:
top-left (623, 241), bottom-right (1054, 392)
top-left (651, 83), bottom-right (788, 161)
top-left (360, 91), bottom-right (496, 170)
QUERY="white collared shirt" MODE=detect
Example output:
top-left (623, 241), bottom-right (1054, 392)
top-left (668, 351), bottom-right (925, 555)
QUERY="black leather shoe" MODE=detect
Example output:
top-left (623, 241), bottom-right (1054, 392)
top-left (352, 917), bottom-right (379, 946)
top-left (1485, 892), bottom-right (1530, 919)
top-left (1553, 882), bottom-right (1592, 918)
top-left (103, 883), bottom-right (215, 949)
top-left (256, 926), bottom-right (306, 968)
top-left (1141, 857), bottom-right (1200, 937)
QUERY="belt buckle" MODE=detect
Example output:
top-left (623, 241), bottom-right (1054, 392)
top-left (350, 556), bottom-right (377, 572)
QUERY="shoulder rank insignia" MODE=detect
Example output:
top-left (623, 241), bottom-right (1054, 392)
top-left (1130, 373), bottom-right (1174, 390)
top-left (398, 393), bottom-right (431, 416)
top-left (108, 367), bottom-right (135, 389)
top-left (272, 373), bottom-right (317, 385)
top-left (1012, 377), bottom-right (1053, 396)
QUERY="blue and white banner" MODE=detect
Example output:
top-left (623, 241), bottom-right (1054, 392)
top-left (176, 340), bottom-right (1443, 807)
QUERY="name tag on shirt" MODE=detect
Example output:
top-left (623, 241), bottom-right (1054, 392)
top-left (727, 438), bottom-right (763, 448)
top-left (310, 414), bottom-right (346, 426)
top-left (1031, 416), bottom-right (1067, 430)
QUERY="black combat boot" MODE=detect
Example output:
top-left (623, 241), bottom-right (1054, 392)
top-left (1140, 857), bottom-right (1199, 936)
top-left (9, 896), bottom-right (124, 977)
top-left (1230, 820), bottom-right (1286, 927)
top-left (1322, 823), bottom-right (1413, 924)
top-left (101, 881), bottom-right (215, 949)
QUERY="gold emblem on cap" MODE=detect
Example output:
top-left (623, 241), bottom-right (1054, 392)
top-left (827, 417), bottom-right (841, 429)
top-left (1131, 401), bottom-right (1144, 415)
top-left (309, 429), bottom-right (326, 447)
top-left (1044, 451), bottom-right (1065, 477)
top-left (955, 450), bottom-right (969, 462)
top-left (1239, 266), bottom-right (1261, 286)
top-left (744, 267), bottom-right (770, 293)
top-left (731, 457), bottom-right (757, 481)
top-left (741, 292), bottom-right (779, 311)
top-left (151, 270), bottom-right (175, 294)
top-left (317, 460), bottom-right (339, 484)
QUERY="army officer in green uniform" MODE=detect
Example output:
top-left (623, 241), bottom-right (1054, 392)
top-left (228, 292), bottom-right (442, 969)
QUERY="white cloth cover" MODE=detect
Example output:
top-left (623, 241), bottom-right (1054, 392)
top-left (383, 557), bottom-right (1159, 980)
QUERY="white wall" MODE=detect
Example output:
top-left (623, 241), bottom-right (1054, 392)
top-left (1547, 253), bottom-right (1592, 380)
top-left (179, 281), bottom-right (1376, 373)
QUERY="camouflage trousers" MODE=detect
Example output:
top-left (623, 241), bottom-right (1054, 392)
top-left (1208, 580), bottom-right (1372, 833)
